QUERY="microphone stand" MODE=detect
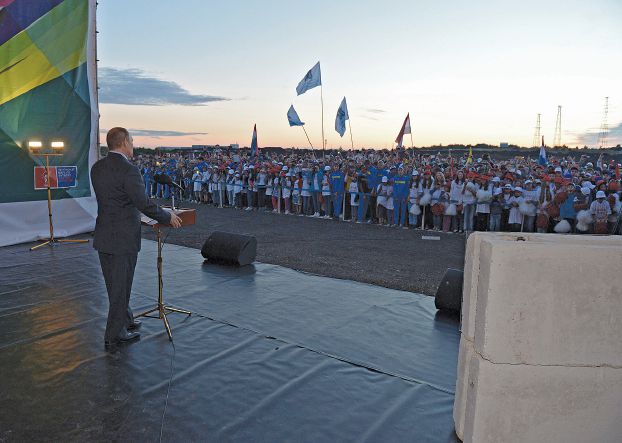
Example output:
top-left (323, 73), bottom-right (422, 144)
top-left (134, 181), bottom-right (191, 341)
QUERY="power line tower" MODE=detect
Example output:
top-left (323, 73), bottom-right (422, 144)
top-left (532, 113), bottom-right (541, 148)
top-left (597, 96), bottom-right (609, 149)
top-left (553, 105), bottom-right (562, 147)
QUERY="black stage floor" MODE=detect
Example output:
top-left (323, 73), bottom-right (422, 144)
top-left (0, 238), bottom-right (460, 442)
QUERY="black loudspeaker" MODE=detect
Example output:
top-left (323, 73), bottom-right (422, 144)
top-left (435, 268), bottom-right (464, 314)
top-left (201, 231), bottom-right (257, 266)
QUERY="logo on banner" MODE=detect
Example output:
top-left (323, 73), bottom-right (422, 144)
top-left (34, 166), bottom-right (78, 190)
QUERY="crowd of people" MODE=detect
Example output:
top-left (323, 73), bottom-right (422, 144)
top-left (134, 148), bottom-right (622, 235)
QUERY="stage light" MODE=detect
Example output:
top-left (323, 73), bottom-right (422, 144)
top-left (28, 141), bottom-right (43, 149)
top-left (51, 141), bottom-right (65, 149)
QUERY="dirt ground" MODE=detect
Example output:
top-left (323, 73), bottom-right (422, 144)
top-left (142, 201), bottom-right (467, 296)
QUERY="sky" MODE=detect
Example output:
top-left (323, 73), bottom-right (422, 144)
top-left (97, 0), bottom-right (622, 149)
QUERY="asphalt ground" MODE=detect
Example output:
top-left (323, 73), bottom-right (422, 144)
top-left (142, 201), bottom-right (467, 296)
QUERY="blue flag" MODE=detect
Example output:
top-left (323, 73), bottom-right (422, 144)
top-left (296, 61), bottom-right (322, 95)
top-left (538, 136), bottom-right (547, 166)
top-left (335, 97), bottom-right (349, 137)
top-left (250, 124), bottom-right (258, 158)
top-left (287, 105), bottom-right (304, 126)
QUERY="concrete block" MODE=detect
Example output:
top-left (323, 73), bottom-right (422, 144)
top-left (461, 232), bottom-right (620, 344)
top-left (453, 336), bottom-right (475, 441)
top-left (461, 232), bottom-right (485, 341)
top-left (473, 234), bottom-right (622, 367)
top-left (462, 351), bottom-right (622, 443)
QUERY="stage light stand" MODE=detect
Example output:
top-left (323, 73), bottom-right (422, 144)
top-left (29, 141), bottom-right (89, 251)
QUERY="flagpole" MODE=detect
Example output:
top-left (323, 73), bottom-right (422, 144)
top-left (301, 126), bottom-right (314, 150)
top-left (348, 120), bottom-right (354, 150)
top-left (320, 84), bottom-right (325, 158)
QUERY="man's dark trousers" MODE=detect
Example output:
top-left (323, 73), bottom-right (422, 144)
top-left (98, 252), bottom-right (138, 342)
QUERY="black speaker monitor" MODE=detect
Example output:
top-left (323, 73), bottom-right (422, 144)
top-left (435, 268), bottom-right (464, 314)
top-left (201, 231), bottom-right (257, 266)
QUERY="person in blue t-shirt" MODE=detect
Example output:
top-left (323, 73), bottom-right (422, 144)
top-left (330, 164), bottom-right (346, 219)
top-left (392, 166), bottom-right (410, 226)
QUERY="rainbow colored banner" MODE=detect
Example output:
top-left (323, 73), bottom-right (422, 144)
top-left (0, 0), bottom-right (98, 245)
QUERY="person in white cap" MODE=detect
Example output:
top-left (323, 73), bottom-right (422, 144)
top-left (489, 188), bottom-right (503, 231)
top-left (210, 168), bottom-right (221, 207)
top-left (226, 169), bottom-right (235, 206)
top-left (501, 183), bottom-right (513, 231)
top-left (376, 176), bottom-right (392, 225)
top-left (508, 187), bottom-right (524, 231)
top-left (234, 172), bottom-right (243, 208)
top-left (590, 190), bottom-right (611, 231)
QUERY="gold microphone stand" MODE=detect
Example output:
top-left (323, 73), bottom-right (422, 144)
top-left (30, 146), bottom-right (89, 251)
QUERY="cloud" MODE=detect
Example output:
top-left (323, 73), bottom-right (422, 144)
top-left (100, 128), bottom-right (208, 139)
top-left (360, 115), bottom-right (379, 121)
top-left (365, 108), bottom-right (386, 114)
top-left (98, 67), bottom-right (229, 106)
top-left (572, 121), bottom-right (622, 147)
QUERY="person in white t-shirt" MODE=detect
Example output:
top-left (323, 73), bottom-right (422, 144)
top-left (377, 176), bottom-right (393, 225)
top-left (192, 168), bottom-right (202, 203)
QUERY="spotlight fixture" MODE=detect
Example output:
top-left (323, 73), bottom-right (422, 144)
top-left (28, 141), bottom-right (43, 153)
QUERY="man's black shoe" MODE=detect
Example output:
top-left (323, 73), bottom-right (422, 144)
top-left (105, 330), bottom-right (140, 347)
top-left (128, 320), bottom-right (142, 331)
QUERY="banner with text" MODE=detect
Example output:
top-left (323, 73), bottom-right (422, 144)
top-left (0, 0), bottom-right (99, 246)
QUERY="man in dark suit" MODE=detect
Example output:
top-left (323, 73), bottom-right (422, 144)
top-left (91, 127), bottom-right (181, 347)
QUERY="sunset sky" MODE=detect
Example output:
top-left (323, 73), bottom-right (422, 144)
top-left (97, 0), bottom-right (622, 149)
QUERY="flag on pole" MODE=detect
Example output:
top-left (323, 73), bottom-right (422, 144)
top-left (334, 97), bottom-right (349, 137)
top-left (394, 113), bottom-right (411, 147)
top-left (287, 105), bottom-right (304, 126)
top-left (538, 136), bottom-right (547, 166)
top-left (296, 62), bottom-right (322, 95)
top-left (466, 146), bottom-right (473, 165)
top-left (250, 124), bottom-right (258, 158)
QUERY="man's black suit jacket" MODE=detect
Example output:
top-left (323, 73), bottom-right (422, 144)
top-left (91, 152), bottom-right (171, 254)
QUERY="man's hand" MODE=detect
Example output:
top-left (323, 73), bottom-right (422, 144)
top-left (169, 213), bottom-right (182, 228)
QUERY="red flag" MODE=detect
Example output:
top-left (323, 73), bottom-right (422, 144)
top-left (395, 113), bottom-right (411, 147)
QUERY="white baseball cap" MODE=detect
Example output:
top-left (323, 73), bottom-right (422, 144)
top-left (596, 190), bottom-right (606, 199)
top-left (382, 176), bottom-right (388, 183)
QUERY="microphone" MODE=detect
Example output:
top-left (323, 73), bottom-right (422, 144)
top-left (154, 173), bottom-right (183, 190)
